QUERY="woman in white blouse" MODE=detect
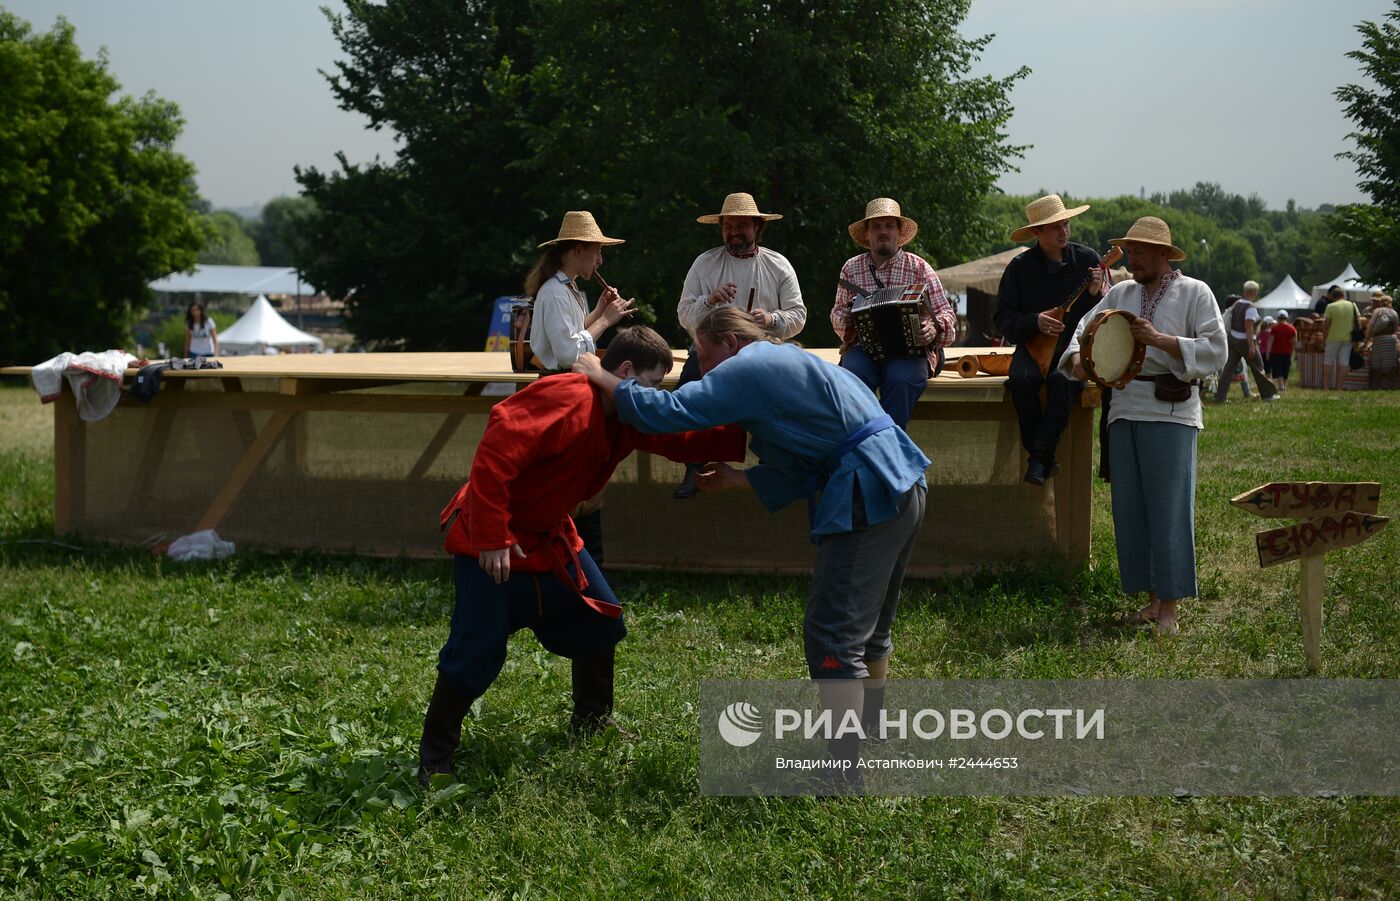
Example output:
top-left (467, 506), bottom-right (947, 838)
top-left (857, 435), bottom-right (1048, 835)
top-left (184, 302), bottom-right (219, 358)
top-left (525, 211), bottom-right (634, 372)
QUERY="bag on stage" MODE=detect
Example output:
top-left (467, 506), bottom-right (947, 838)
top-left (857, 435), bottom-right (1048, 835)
top-left (1349, 344), bottom-right (1365, 371)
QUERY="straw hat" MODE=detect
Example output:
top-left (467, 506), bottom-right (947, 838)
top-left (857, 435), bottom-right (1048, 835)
top-left (696, 192), bottom-right (783, 224)
top-left (1107, 216), bottom-right (1187, 262)
top-left (848, 197), bottom-right (918, 248)
top-left (538, 211), bottom-right (625, 248)
top-left (1009, 194), bottom-right (1091, 242)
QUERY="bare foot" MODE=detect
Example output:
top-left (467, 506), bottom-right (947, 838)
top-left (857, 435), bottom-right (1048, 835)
top-left (1125, 593), bottom-right (1161, 626)
top-left (1126, 604), bottom-right (1157, 626)
top-left (1154, 602), bottom-right (1179, 636)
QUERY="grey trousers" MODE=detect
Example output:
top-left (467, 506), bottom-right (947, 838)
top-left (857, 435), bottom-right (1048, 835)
top-left (1108, 419), bottom-right (1199, 602)
top-left (1215, 336), bottom-right (1277, 401)
top-left (804, 483), bottom-right (927, 679)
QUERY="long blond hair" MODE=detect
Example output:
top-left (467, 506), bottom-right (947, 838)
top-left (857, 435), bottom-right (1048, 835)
top-left (693, 306), bottom-right (780, 348)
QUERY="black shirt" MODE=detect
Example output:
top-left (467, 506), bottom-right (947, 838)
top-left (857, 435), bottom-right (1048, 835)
top-left (994, 242), bottom-right (1104, 360)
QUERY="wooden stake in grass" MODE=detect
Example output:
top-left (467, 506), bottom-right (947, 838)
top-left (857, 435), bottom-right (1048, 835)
top-left (1231, 482), bottom-right (1389, 672)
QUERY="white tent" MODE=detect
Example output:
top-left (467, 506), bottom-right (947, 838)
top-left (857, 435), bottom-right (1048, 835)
top-left (1255, 275), bottom-right (1313, 317)
top-left (149, 265), bottom-right (318, 296)
top-left (1311, 263), bottom-right (1382, 302)
top-left (218, 296), bottom-right (325, 354)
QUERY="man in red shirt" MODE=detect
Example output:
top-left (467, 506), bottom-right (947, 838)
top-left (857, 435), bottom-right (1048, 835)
top-left (1268, 310), bottom-right (1298, 393)
top-left (420, 326), bottom-right (746, 784)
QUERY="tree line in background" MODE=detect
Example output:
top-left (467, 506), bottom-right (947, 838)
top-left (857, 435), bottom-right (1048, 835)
top-left (195, 196), bottom-right (315, 269)
top-left (0, 10), bottom-right (205, 365)
top-left (3, 1), bottom-right (1397, 365)
top-left (0, 9), bottom-right (313, 364)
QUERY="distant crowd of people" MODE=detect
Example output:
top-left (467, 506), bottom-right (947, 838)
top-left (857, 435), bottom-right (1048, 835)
top-left (1214, 284), bottom-right (1397, 396)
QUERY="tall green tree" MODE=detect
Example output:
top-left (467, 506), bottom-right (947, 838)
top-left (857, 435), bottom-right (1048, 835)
top-left (199, 210), bottom-right (260, 265)
top-left (252, 196), bottom-right (315, 267)
top-left (296, 0), bottom-right (1027, 349)
top-left (0, 12), bottom-right (207, 364)
top-left (1330, 1), bottom-right (1400, 291)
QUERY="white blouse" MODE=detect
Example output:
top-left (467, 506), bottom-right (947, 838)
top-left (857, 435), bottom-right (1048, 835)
top-left (1058, 273), bottom-right (1227, 430)
top-left (531, 271), bottom-right (593, 370)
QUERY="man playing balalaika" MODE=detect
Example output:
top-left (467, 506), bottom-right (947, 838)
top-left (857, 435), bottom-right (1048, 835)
top-left (831, 198), bottom-right (956, 429)
top-left (995, 194), bottom-right (1109, 486)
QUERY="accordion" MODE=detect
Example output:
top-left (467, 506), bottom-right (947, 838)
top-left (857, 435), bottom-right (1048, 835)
top-left (849, 282), bottom-right (931, 364)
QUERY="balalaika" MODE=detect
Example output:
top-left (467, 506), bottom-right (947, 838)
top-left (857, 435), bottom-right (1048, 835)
top-left (844, 281), bottom-right (933, 365)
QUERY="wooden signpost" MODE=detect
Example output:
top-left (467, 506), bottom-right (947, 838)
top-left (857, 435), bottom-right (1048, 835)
top-left (1231, 482), bottom-right (1388, 671)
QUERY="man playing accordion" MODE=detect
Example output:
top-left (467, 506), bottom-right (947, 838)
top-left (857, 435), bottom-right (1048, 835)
top-left (831, 198), bottom-right (957, 429)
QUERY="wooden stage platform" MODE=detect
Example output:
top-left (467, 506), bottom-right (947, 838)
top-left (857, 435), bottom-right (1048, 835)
top-left (3, 349), bottom-right (1099, 576)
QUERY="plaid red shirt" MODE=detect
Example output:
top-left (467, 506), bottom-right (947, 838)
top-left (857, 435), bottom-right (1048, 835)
top-left (831, 250), bottom-right (957, 371)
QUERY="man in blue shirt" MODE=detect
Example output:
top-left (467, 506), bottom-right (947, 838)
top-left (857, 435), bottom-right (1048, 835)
top-left (574, 307), bottom-right (929, 769)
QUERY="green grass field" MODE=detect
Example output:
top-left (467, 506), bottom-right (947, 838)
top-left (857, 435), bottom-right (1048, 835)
top-left (1, 379), bottom-right (1397, 898)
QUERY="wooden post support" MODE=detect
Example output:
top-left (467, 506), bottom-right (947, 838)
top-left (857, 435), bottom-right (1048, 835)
top-left (194, 408), bottom-right (295, 533)
top-left (1233, 480), bottom-right (1387, 672)
top-left (53, 387), bottom-right (84, 534)
top-left (1299, 555), bottom-right (1325, 673)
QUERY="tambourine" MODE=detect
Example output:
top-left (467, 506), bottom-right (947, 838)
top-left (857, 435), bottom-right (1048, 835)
top-left (1080, 309), bottom-right (1146, 390)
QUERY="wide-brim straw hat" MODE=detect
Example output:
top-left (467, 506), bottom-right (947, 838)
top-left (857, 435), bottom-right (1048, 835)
top-left (1108, 216), bottom-right (1187, 262)
top-left (696, 192), bottom-right (783, 224)
top-left (1009, 194), bottom-right (1091, 242)
top-left (848, 197), bottom-right (918, 248)
top-left (538, 211), bottom-right (625, 248)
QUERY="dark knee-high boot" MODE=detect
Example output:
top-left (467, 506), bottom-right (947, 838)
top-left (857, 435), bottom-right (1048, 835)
top-left (673, 463), bottom-right (702, 500)
top-left (569, 646), bottom-right (630, 736)
top-left (418, 672), bottom-right (478, 785)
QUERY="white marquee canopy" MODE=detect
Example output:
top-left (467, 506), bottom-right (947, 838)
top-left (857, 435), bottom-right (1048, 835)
top-left (1255, 274), bottom-right (1313, 315)
top-left (1311, 263), bottom-right (1381, 301)
top-left (149, 265), bottom-right (318, 296)
top-left (219, 295), bottom-right (325, 354)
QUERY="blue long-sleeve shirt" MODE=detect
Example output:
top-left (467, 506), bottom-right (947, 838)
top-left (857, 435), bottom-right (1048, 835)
top-left (614, 341), bottom-right (930, 538)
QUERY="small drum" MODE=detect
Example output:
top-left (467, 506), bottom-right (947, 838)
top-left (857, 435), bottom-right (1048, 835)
top-left (509, 300), bottom-right (543, 373)
top-left (1080, 309), bottom-right (1146, 389)
top-left (850, 283), bottom-right (931, 364)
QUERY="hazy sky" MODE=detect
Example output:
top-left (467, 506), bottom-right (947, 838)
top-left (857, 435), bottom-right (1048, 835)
top-left (8, 0), bottom-right (1392, 211)
top-left (960, 0), bottom-right (1392, 210)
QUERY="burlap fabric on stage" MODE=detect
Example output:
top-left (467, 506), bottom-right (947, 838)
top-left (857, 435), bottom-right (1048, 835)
top-left (64, 378), bottom-right (1066, 576)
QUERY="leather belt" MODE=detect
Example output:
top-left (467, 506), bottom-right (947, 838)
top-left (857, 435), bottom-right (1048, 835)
top-left (1133, 375), bottom-right (1201, 386)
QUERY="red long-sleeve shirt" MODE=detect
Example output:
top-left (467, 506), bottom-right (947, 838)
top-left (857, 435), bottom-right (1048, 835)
top-left (441, 374), bottom-right (746, 580)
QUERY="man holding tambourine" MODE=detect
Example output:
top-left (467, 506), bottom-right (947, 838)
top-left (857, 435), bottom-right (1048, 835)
top-left (1058, 216), bottom-right (1228, 636)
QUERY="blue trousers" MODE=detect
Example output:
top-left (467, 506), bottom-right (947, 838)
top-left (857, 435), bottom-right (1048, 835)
top-left (838, 346), bottom-right (930, 429)
top-left (1107, 419), bottom-right (1199, 602)
top-left (436, 551), bottom-right (626, 698)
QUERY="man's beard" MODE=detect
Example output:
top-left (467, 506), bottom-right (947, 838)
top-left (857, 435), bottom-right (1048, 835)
top-left (726, 236), bottom-right (755, 253)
